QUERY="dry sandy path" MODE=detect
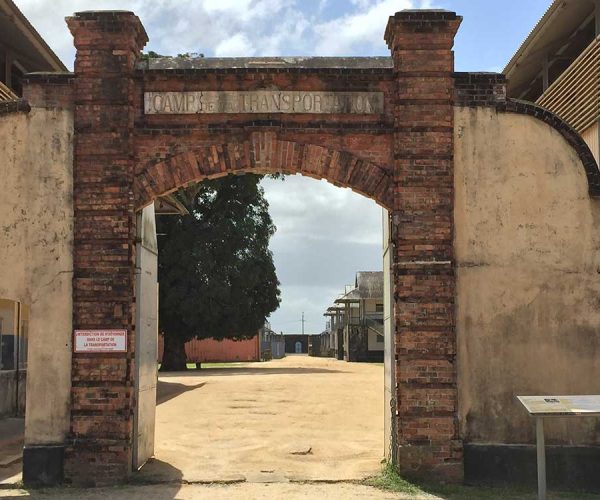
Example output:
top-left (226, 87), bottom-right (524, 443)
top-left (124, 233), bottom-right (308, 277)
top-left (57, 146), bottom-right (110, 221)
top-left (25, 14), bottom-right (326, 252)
top-left (140, 354), bottom-right (385, 484)
top-left (2, 482), bottom-right (440, 499)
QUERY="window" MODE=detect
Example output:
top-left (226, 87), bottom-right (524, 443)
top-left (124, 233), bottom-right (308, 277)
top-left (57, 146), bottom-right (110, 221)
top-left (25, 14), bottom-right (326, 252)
top-left (0, 299), bottom-right (28, 371)
top-left (375, 303), bottom-right (384, 313)
top-left (376, 333), bottom-right (384, 344)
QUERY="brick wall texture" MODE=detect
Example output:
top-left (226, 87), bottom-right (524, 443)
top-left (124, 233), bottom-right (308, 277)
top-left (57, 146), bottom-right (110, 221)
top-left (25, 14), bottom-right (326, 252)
top-left (61, 8), bottom-right (465, 486)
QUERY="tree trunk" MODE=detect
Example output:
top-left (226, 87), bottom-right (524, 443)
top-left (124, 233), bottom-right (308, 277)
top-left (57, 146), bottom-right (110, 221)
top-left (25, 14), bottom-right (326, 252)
top-left (160, 334), bottom-right (187, 371)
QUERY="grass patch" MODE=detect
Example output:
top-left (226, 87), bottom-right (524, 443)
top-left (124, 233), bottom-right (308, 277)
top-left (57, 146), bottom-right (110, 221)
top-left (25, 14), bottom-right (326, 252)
top-left (366, 462), bottom-right (428, 495)
top-left (365, 462), bottom-right (600, 499)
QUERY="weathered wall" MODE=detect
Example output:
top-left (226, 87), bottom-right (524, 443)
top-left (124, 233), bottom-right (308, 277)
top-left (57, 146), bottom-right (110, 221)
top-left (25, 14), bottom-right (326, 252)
top-left (455, 107), bottom-right (600, 445)
top-left (0, 109), bottom-right (73, 444)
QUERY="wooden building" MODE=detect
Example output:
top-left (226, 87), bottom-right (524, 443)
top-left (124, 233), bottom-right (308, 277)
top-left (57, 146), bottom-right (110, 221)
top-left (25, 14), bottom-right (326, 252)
top-left (504, 0), bottom-right (600, 161)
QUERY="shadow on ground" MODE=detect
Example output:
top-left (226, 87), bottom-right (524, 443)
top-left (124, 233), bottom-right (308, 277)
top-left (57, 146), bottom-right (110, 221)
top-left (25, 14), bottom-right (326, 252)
top-left (157, 366), bottom-right (344, 379)
top-left (157, 380), bottom-right (206, 405)
top-left (4, 461), bottom-right (185, 500)
top-left (0, 461), bottom-right (21, 485)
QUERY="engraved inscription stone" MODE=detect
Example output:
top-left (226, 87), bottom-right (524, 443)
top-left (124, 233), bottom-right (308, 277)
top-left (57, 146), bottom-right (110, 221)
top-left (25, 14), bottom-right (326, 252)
top-left (144, 91), bottom-right (384, 114)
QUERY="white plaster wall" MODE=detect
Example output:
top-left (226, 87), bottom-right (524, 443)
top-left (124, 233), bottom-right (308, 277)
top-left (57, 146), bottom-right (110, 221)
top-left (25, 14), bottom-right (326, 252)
top-left (368, 329), bottom-right (384, 352)
top-left (455, 107), bottom-right (600, 445)
top-left (0, 109), bottom-right (73, 444)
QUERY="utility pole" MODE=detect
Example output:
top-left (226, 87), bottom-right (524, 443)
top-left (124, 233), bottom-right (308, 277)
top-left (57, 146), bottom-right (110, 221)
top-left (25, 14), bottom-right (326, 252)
top-left (302, 312), bottom-right (305, 335)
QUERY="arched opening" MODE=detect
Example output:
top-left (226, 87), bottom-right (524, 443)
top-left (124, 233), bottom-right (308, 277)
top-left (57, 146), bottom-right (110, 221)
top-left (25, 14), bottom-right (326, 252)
top-left (134, 134), bottom-right (394, 212)
top-left (132, 155), bottom-right (396, 482)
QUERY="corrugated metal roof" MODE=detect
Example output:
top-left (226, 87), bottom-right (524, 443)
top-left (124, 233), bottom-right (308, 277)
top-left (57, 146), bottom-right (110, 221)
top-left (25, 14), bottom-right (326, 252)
top-left (335, 271), bottom-right (383, 303)
top-left (0, 0), bottom-right (67, 73)
top-left (503, 0), bottom-right (597, 97)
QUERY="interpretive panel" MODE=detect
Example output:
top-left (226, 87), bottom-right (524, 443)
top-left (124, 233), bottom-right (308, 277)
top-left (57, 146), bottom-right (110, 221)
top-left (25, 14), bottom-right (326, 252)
top-left (517, 395), bottom-right (600, 416)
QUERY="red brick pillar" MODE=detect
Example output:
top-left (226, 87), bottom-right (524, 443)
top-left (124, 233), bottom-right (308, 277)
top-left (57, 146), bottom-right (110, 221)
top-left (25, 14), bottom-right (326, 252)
top-left (66, 11), bottom-right (147, 486)
top-left (385, 10), bottom-right (463, 481)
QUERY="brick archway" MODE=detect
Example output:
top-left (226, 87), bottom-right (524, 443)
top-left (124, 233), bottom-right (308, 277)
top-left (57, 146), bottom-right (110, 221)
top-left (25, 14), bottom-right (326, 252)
top-left (48, 8), bottom-right (463, 486)
top-left (135, 133), bottom-right (394, 210)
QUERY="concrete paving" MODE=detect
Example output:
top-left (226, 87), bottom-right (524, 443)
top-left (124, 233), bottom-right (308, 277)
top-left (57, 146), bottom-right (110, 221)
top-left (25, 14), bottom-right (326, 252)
top-left (140, 355), bottom-right (385, 484)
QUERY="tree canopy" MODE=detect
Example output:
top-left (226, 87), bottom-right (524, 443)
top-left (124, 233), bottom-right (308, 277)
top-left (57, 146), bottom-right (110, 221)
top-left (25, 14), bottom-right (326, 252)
top-left (157, 174), bottom-right (280, 370)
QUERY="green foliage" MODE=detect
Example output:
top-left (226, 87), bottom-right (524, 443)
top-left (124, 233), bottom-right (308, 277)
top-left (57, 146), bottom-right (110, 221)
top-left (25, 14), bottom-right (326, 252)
top-left (157, 175), bottom-right (281, 350)
top-left (366, 462), bottom-right (425, 495)
top-left (140, 51), bottom-right (204, 60)
top-left (139, 50), bottom-right (163, 61)
top-left (365, 462), bottom-right (598, 499)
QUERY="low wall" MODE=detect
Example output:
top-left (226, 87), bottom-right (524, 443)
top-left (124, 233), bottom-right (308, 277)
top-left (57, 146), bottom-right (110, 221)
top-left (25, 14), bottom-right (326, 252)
top-left (0, 106), bottom-right (73, 447)
top-left (455, 106), bottom-right (600, 489)
top-left (158, 335), bottom-right (260, 363)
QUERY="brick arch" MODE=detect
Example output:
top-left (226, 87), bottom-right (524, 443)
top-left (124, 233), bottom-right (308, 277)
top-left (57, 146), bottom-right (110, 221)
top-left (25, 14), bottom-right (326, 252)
top-left (134, 133), bottom-right (394, 210)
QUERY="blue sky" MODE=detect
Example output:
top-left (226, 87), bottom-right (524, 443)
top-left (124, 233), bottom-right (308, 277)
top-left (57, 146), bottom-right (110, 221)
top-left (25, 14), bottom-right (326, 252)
top-left (20, 0), bottom-right (551, 73)
top-left (19, 0), bottom-right (553, 333)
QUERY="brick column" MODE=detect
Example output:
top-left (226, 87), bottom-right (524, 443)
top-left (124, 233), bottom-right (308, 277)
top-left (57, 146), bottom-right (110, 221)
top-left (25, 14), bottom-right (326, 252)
top-left (66, 12), bottom-right (147, 486)
top-left (385, 10), bottom-right (463, 481)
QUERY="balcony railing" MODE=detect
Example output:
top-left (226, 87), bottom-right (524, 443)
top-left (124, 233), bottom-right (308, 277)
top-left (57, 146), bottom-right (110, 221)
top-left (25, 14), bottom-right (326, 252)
top-left (0, 81), bottom-right (17, 102)
top-left (537, 35), bottom-right (600, 134)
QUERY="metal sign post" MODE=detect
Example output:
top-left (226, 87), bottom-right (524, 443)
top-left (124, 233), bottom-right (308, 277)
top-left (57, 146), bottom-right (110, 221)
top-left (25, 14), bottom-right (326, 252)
top-left (517, 395), bottom-right (600, 500)
top-left (535, 416), bottom-right (546, 500)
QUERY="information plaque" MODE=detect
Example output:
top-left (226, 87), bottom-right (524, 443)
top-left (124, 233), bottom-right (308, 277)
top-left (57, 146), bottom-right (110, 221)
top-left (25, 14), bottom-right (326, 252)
top-left (517, 395), bottom-right (600, 416)
top-left (517, 394), bottom-right (600, 500)
top-left (74, 329), bottom-right (127, 353)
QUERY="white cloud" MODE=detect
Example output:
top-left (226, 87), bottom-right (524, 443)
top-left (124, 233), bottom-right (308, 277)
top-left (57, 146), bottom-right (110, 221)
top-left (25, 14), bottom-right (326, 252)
top-left (262, 176), bottom-right (384, 333)
top-left (15, 0), bottom-right (435, 68)
top-left (313, 0), bottom-right (416, 55)
top-left (15, 0), bottom-right (437, 331)
top-left (215, 33), bottom-right (255, 57)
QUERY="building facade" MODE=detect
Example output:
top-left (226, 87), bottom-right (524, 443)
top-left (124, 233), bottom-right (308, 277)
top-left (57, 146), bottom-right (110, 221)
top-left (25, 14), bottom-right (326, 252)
top-left (323, 272), bottom-right (384, 362)
top-left (0, 0), bottom-right (65, 97)
top-left (504, 0), bottom-right (600, 161)
top-left (2, 6), bottom-right (600, 490)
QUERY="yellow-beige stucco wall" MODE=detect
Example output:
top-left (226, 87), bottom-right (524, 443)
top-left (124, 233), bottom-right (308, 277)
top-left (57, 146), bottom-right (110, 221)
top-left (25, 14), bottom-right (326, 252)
top-left (455, 107), bottom-right (600, 445)
top-left (0, 108), bottom-right (73, 445)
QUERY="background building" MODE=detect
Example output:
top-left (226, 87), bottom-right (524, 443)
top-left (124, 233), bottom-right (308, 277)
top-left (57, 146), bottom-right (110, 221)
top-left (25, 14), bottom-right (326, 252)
top-left (504, 0), bottom-right (600, 161)
top-left (321, 272), bottom-right (384, 362)
top-left (0, 0), bottom-right (66, 98)
top-left (259, 322), bottom-right (285, 360)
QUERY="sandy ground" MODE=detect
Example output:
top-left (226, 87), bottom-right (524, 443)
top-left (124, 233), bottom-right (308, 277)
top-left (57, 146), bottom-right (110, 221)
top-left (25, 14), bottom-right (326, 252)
top-left (140, 354), bottom-right (385, 483)
top-left (1, 482), bottom-right (438, 499)
top-left (2, 356), bottom-right (404, 499)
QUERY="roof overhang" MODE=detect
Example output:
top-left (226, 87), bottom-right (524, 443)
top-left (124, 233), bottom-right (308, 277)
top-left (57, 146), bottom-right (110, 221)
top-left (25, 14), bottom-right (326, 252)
top-left (0, 0), bottom-right (66, 72)
top-left (504, 0), bottom-right (597, 97)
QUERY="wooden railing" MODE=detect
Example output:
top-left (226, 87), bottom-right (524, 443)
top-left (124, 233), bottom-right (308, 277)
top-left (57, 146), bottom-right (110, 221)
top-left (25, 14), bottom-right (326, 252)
top-left (537, 35), bottom-right (600, 134)
top-left (0, 81), bottom-right (18, 102)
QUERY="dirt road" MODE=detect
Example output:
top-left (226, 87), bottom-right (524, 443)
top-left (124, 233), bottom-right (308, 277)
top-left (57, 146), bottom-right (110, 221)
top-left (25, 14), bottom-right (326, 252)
top-left (141, 354), bottom-right (385, 483)
top-left (3, 356), bottom-right (405, 499)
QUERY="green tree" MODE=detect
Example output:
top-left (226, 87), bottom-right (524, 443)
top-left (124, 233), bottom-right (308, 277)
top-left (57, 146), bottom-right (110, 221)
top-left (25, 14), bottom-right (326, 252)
top-left (157, 174), bottom-right (281, 371)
